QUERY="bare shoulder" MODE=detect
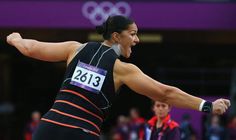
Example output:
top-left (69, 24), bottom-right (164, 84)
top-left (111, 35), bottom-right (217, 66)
top-left (69, 41), bottom-right (83, 51)
top-left (113, 59), bottom-right (141, 89)
top-left (114, 59), bottom-right (142, 74)
top-left (67, 42), bottom-right (84, 65)
top-left (113, 59), bottom-right (143, 85)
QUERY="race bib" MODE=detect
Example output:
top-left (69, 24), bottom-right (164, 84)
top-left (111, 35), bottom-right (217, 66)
top-left (70, 61), bottom-right (107, 94)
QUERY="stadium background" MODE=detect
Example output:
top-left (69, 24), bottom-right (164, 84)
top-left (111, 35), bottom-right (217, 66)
top-left (0, 0), bottom-right (236, 139)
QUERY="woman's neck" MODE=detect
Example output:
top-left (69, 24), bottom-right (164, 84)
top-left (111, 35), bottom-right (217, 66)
top-left (102, 40), bottom-right (122, 56)
top-left (102, 40), bottom-right (114, 47)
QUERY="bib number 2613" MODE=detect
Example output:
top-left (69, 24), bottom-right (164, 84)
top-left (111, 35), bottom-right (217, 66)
top-left (70, 61), bottom-right (107, 93)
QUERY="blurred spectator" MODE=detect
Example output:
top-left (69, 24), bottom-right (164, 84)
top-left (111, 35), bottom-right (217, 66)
top-left (24, 111), bottom-right (41, 140)
top-left (205, 115), bottom-right (226, 140)
top-left (180, 114), bottom-right (196, 140)
top-left (129, 107), bottom-right (145, 140)
top-left (111, 108), bottom-right (146, 140)
top-left (111, 115), bottom-right (130, 140)
top-left (143, 101), bottom-right (180, 140)
top-left (227, 115), bottom-right (236, 140)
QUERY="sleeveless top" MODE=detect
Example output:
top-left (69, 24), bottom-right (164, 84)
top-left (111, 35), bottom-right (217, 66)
top-left (41, 42), bottom-right (120, 137)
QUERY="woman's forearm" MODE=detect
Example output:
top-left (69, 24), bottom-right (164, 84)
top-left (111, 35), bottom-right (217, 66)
top-left (163, 87), bottom-right (202, 111)
top-left (9, 37), bottom-right (37, 56)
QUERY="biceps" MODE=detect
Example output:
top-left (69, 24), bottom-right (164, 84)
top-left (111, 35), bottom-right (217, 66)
top-left (124, 72), bottom-right (168, 100)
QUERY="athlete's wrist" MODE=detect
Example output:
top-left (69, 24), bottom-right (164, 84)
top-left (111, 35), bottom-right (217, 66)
top-left (199, 100), bottom-right (212, 113)
top-left (199, 100), bottom-right (206, 111)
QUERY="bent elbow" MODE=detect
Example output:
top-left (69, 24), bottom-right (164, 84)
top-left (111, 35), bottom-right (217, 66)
top-left (160, 86), bottom-right (179, 103)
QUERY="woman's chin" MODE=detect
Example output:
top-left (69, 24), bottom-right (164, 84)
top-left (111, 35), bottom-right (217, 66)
top-left (121, 50), bottom-right (132, 58)
top-left (126, 53), bottom-right (131, 58)
top-left (127, 50), bottom-right (132, 57)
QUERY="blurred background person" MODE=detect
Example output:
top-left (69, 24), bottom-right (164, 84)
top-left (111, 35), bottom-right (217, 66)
top-left (143, 101), bottom-right (180, 140)
top-left (226, 115), bottom-right (236, 140)
top-left (111, 115), bottom-right (130, 140)
top-left (24, 111), bottom-right (41, 140)
top-left (180, 114), bottom-right (196, 140)
top-left (129, 107), bottom-right (145, 140)
top-left (205, 115), bottom-right (226, 140)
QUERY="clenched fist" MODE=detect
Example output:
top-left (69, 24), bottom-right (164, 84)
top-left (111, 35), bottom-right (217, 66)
top-left (212, 99), bottom-right (231, 115)
top-left (6, 32), bottom-right (22, 46)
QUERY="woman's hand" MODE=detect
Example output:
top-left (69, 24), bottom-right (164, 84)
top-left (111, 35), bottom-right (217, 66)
top-left (7, 32), bottom-right (22, 46)
top-left (212, 99), bottom-right (231, 115)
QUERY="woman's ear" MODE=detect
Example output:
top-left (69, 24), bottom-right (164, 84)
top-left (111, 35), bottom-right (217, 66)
top-left (111, 32), bottom-right (120, 43)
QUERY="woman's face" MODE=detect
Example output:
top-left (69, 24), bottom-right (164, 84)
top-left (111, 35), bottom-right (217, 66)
top-left (153, 101), bottom-right (171, 119)
top-left (117, 23), bottom-right (139, 58)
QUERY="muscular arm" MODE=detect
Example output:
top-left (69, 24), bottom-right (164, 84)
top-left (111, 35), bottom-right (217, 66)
top-left (114, 60), bottom-right (230, 114)
top-left (6, 32), bottom-right (81, 64)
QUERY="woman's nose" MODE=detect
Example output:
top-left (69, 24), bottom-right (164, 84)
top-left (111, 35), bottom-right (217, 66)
top-left (134, 36), bottom-right (140, 43)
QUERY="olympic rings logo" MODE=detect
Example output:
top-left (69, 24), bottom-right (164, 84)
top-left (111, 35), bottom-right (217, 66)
top-left (82, 1), bottom-right (131, 25)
